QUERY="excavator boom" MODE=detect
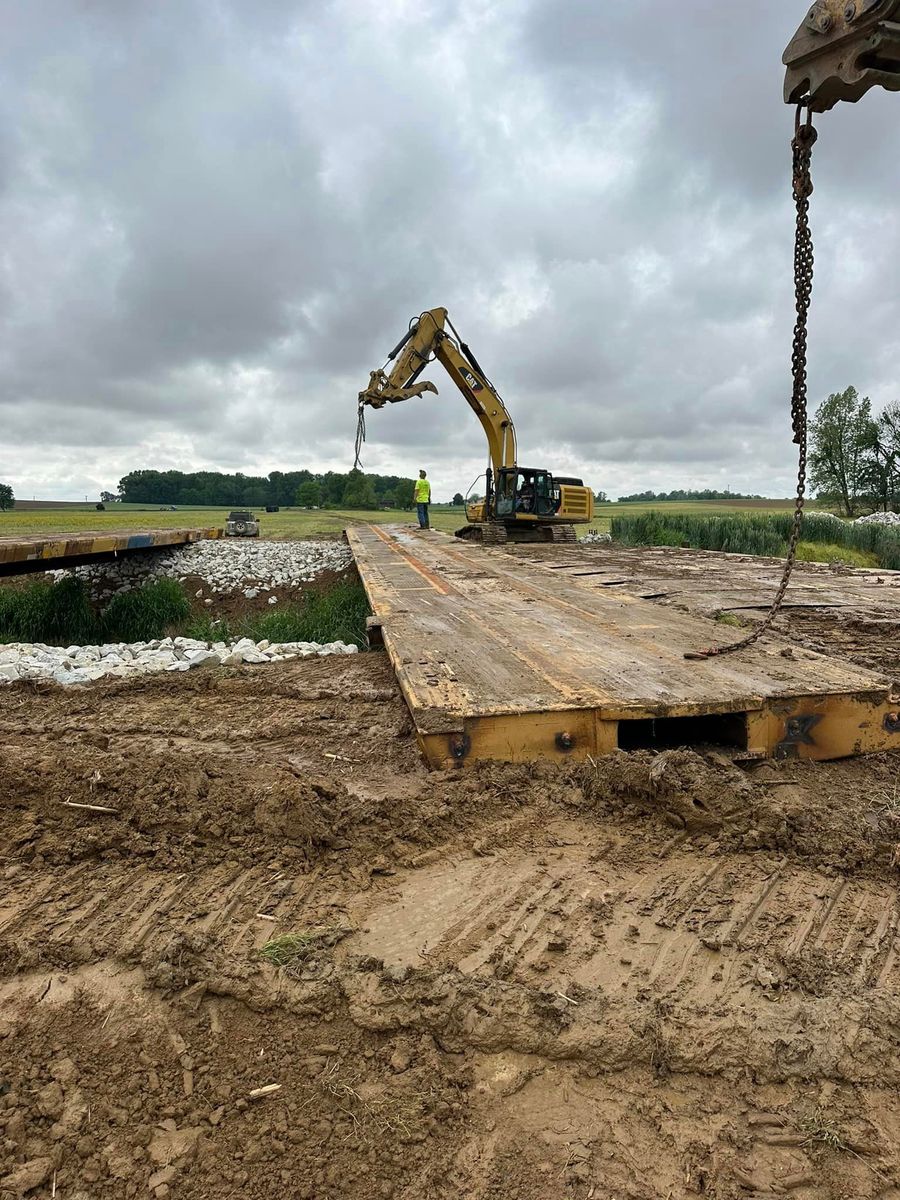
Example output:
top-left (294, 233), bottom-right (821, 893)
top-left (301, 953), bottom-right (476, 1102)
top-left (784, 0), bottom-right (900, 109)
top-left (358, 307), bottom-right (518, 472)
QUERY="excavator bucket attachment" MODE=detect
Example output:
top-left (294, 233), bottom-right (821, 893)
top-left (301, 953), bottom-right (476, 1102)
top-left (785, 0), bottom-right (900, 110)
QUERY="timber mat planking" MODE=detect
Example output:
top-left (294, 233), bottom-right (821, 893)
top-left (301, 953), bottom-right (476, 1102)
top-left (507, 541), bottom-right (900, 619)
top-left (0, 527), bottom-right (222, 576)
top-left (347, 524), bottom-right (900, 768)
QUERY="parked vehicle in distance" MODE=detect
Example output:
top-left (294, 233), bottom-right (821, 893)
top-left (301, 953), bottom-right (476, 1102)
top-left (225, 511), bottom-right (260, 537)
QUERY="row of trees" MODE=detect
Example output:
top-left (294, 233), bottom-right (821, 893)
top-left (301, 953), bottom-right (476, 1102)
top-left (810, 387), bottom-right (900, 516)
top-left (617, 488), bottom-right (762, 503)
top-left (0, 483), bottom-right (13, 511)
top-left (116, 469), bottom-right (420, 510)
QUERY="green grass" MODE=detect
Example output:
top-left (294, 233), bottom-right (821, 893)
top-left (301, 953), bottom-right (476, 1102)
top-left (184, 580), bottom-right (370, 648)
top-left (715, 612), bottom-right (746, 628)
top-left (247, 580), bottom-right (369, 647)
top-left (0, 504), bottom-right (469, 538)
top-left (588, 498), bottom-right (822, 536)
top-left (0, 577), bottom-right (193, 645)
top-left (102, 579), bottom-right (191, 642)
top-left (611, 510), bottom-right (900, 570)
top-left (259, 927), bottom-right (350, 976)
top-left (182, 612), bottom-right (232, 642)
top-left (0, 575), bottom-right (370, 649)
top-left (1, 498), bottom-right (824, 541)
top-left (259, 930), bottom-right (330, 969)
top-left (795, 541), bottom-right (879, 568)
top-left (0, 575), bottom-right (96, 644)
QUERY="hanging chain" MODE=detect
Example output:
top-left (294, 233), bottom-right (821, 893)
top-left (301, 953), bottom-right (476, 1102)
top-left (686, 104), bottom-right (818, 661)
top-left (353, 404), bottom-right (367, 471)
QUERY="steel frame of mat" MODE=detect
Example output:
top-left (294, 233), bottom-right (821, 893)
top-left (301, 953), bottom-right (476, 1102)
top-left (347, 524), bottom-right (900, 769)
top-left (0, 528), bottom-right (223, 576)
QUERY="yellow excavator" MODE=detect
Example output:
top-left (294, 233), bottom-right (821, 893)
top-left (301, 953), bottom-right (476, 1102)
top-left (357, 308), bottom-right (594, 544)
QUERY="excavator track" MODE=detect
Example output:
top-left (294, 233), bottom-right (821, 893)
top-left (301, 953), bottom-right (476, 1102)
top-left (546, 524), bottom-right (577, 544)
top-left (455, 523), bottom-right (509, 545)
top-left (455, 523), bottom-right (578, 546)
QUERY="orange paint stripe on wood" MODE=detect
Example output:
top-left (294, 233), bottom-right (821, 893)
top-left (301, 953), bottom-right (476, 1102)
top-left (367, 525), bottom-right (454, 596)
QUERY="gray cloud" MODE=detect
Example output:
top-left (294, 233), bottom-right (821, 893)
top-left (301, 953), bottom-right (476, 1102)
top-left (1, 0), bottom-right (899, 502)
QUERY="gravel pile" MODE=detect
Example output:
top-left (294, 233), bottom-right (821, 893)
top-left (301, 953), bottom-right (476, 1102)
top-left (50, 539), bottom-right (354, 600)
top-left (856, 511), bottom-right (900, 527)
top-left (582, 531), bottom-right (612, 544)
top-left (0, 636), bottom-right (358, 687)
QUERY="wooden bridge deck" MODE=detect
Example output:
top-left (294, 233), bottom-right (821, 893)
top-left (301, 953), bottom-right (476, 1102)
top-left (347, 524), bottom-right (900, 768)
top-left (0, 527), bottom-right (222, 575)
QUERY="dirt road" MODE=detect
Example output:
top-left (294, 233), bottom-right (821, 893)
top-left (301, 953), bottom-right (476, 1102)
top-left (3, 642), bottom-right (900, 1196)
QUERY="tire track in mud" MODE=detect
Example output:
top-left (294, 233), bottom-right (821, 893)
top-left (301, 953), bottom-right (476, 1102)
top-left (4, 655), bottom-right (900, 1197)
top-left (332, 834), bottom-right (900, 1086)
top-left (4, 827), bottom-right (898, 1024)
top-left (344, 842), bottom-right (900, 996)
top-left (0, 860), bottom-right (326, 973)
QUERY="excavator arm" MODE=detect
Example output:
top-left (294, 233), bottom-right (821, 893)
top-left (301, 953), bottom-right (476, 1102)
top-left (784, 0), bottom-right (900, 110)
top-left (358, 307), bottom-right (517, 473)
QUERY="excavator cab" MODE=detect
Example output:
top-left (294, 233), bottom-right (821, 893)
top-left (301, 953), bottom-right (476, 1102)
top-left (473, 467), bottom-right (590, 543)
top-left (495, 470), bottom-right (556, 520)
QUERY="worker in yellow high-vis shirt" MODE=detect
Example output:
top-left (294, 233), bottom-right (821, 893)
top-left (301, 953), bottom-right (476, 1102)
top-left (413, 470), bottom-right (431, 529)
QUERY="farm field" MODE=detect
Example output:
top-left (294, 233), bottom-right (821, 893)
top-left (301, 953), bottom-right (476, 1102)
top-left (2, 498), bottom-right (823, 539)
top-left (2, 505), bottom-right (468, 538)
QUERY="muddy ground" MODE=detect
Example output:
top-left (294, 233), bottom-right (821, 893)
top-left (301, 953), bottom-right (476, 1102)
top-left (3, 546), bottom-right (900, 1198)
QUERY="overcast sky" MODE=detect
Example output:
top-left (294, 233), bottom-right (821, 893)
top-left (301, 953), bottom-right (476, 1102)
top-left (2, 0), bottom-right (899, 502)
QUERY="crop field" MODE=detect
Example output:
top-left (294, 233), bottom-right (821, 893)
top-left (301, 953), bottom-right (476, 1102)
top-left (2, 498), bottom-right (817, 539)
top-left (1, 504), bottom-right (468, 537)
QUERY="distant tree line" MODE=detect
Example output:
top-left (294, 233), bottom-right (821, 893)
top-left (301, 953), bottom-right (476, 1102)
top-left (0, 483), bottom-right (13, 511)
top-left (617, 488), bottom-right (762, 503)
top-left (116, 469), bottom-right (418, 510)
top-left (810, 386), bottom-right (900, 517)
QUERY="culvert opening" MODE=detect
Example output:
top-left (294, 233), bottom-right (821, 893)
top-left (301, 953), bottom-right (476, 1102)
top-left (618, 712), bottom-right (748, 752)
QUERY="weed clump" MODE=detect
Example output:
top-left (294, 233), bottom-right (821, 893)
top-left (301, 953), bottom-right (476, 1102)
top-left (0, 576), bottom-right (192, 646)
top-left (715, 611), bottom-right (746, 628)
top-left (259, 927), bottom-right (351, 976)
top-left (247, 581), bottom-right (369, 648)
top-left (102, 578), bottom-right (191, 642)
top-left (0, 577), bottom-right (96, 644)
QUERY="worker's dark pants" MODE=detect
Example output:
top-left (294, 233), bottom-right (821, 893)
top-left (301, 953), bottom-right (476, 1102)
top-left (417, 503), bottom-right (430, 529)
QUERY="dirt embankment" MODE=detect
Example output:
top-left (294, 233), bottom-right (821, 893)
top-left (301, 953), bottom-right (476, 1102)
top-left (3, 657), bottom-right (900, 1198)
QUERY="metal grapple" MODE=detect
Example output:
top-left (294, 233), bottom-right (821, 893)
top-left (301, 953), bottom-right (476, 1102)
top-left (784, 0), bottom-right (900, 109)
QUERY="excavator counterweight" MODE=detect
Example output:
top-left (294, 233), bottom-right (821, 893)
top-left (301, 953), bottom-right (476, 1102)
top-left (784, 0), bottom-right (900, 109)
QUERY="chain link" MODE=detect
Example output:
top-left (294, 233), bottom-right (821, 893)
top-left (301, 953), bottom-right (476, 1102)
top-left (686, 104), bottom-right (818, 661)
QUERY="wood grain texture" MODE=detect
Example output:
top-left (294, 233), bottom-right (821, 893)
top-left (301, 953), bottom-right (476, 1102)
top-left (348, 525), bottom-right (900, 768)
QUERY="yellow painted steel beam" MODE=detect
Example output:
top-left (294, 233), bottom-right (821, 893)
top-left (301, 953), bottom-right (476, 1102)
top-left (0, 527), bottom-right (222, 573)
top-left (418, 691), bottom-right (900, 769)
